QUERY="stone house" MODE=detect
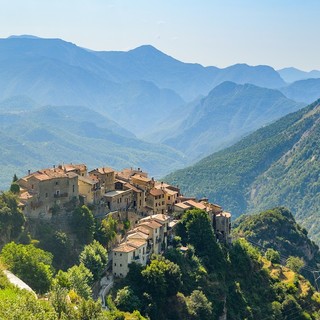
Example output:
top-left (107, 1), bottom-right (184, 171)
top-left (17, 167), bottom-right (79, 218)
top-left (89, 167), bottom-right (115, 193)
top-left (146, 188), bottom-right (166, 214)
top-left (112, 239), bottom-right (147, 277)
top-left (78, 175), bottom-right (101, 205)
top-left (104, 189), bottom-right (133, 211)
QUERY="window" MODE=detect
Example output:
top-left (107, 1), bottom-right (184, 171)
top-left (45, 193), bottom-right (48, 198)
top-left (73, 185), bottom-right (75, 192)
top-left (114, 263), bottom-right (116, 266)
top-left (55, 181), bottom-right (59, 185)
top-left (114, 252), bottom-right (117, 256)
top-left (120, 264), bottom-right (122, 267)
top-left (120, 253), bottom-right (122, 256)
top-left (31, 184), bottom-right (34, 189)
top-left (168, 196), bottom-right (171, 200)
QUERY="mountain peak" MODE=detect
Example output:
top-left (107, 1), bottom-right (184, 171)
top-left (8, 35), bottom-right (42, 40)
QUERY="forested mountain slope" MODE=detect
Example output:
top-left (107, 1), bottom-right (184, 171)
top-left (165, 99), bottom-right (320, 243)
top-left (0, 105), bottom-right (186, 189)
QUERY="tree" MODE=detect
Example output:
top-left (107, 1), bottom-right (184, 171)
top-left (0, 192), bottom-right (25, 241)
top-left (95, 215), bottom-right (117, 248)
top-left (71, 205), bottom-right (95, 244)
top-left (179, 209), bottom-right (225, 271)
top-left (141, 256), bottom-right (182, 301)
top-left (12, 174), bottom-right (18, 182)
top-left (79, 240), bottom-right (108, 281)
top-left (9, 182), bottom-right (20, 194)
top-left (115, 286), bottom-right (142, 312)
top-left (265, 248), bottom-right (281, 264)
top-left (186, 290), bottom-right (213, 320)
top-left (286, 256), bottom-right (305, 273)
top-left (54, 263), bottom-right (93, 299)
top-left (1, 242), bottom-right (53, 294)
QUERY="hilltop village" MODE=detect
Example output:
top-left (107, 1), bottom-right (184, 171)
top-left (16, 164), bottom-right (231, 277)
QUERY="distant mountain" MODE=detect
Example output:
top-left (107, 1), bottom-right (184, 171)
top-left (0, 95), bottom-right (39, 112)
top-left (278, 67), bottom-right (320, 83)
top-left (97, 46), bottom-right (286, 100)
top-left (160, 82), bottom-right (303, 160)
top-left (280, 78), bottom-right (320, 104)
top-left (0, 105), bottom-right (186, 189)
top-left (165, 99), bottom-right (320, 243)
top-left (0, 36), bottom-right (285, 110)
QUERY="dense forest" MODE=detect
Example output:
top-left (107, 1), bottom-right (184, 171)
top-left (1, 190), bottom-right (319, 320)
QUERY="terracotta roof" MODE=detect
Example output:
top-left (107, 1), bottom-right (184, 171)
top-left (155, 182), bottom-right (171, 188)
top-left (174, 202), bottom-right (191, 210)
top-left (140, 214), bottom-right (169, 224)
top-left (24, 168), bottom-right (77, 182)
top-left (19, 191), bottom-right (33, 201)
top-left (132, 174), bottom-right (152, 183)
top-left (139, 220), bottom-right (162, 229)
top-left (126, 239), bottom-right (146, 248)
top-left (149, 188), bottom-right (164, 197)
top-left (124, 182), bottom-right (142, 193)
top-left (113, 239), bottom-right (146, 253)
top-left (78, 175), bottom-right (99, 185)
top-left (152, 213), bottom-right (170, 222)
top-left (116, 169), bottom-right (148, 180)
top-left (163, 188), bottom-right (178, 196)
top-left (59, 164), bottom-right (87, 172)
top-left (185, 200), bottom-right (206, 210)
top-left (127, 231), bottom-right (149, 241)
top-left (131, 226), bottom-right (151, 236)
top-left (90, 167), bottom-right (114, 175)
top-left (113, 243), bottom-right (136, 253)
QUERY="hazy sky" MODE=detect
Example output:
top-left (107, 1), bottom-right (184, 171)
top-left (1, 0), bottom-right (319, 70)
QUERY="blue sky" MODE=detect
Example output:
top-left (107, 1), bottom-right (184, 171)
top-left (1, 0), bottom-right (319, 70)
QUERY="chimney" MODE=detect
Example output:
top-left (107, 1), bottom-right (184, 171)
top-left (28, 170), bottom-right (31, 175)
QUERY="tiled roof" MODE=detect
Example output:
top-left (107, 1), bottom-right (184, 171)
top-left (149, 188), bottom-right (164, 196)
top-left (78, 175), bottom-right (99, 185)
top-left (124, 182), bottom-right (142, 193)
top-left (174, 202), bottom-right (191, 209)
top-left (59, 163), bottom-right (87, 172)
top-left (139, 220), bottom-right (162, 229)
top-left (185, 200), bottom-right (206, 210)
top-left (127, 231), bottom-right (149, 240)
top-left (132, 174), bottom-right (151, 183)
top-left (90, 167), bottom-right (114, 175)
top-left (113, 239), bottom-right (146, 253)
top-left (24, 168), bottom-right (77, 182)
top-left (140, 214), bottom-right (169, 224)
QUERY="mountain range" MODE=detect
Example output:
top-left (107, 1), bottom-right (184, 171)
top-left (164, 99), bottom-right (320, 244)
top-left (154, 81), bottom-right (302, 160)
top-left (278, 67), bottom-right (320, 83)
top-left (0, 102), bottom-right (187, 188)
top-left (1, 35), bottom-right (320, 238)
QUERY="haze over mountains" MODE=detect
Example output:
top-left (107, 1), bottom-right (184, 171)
top-left (157, 81), bottom-right (302, 159)
top-left (0, 34), bottom-right (319, 194)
